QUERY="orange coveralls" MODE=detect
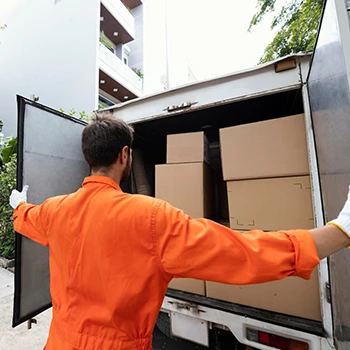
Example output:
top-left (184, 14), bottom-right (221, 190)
top-left (13, 176), bottom-right (320, 350)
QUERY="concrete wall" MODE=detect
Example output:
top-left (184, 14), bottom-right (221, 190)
top-left (0, 0), bottom-right (100, 136)
top-left (115, 44), bottom-right (124, 60)
top-left (142, 0), bottom-right (167, 94)
top-left (163, 62), bottom-right (199, 88)
top-left (128, 4), bottom-right (144, 73)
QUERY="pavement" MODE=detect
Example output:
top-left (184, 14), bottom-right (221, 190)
top-left (0, 268), bottom-right (205, 350)
top-left (0, 268), bottom-right (52, 350)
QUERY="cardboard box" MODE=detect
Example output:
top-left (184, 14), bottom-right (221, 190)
top-left (206, 269), bottom-right (321, 321)
top-left (156, 162), bottom-right (213, 295)
top-left (218, 174), bottom-right (229, 219)
top-left (227, 176), bottom-right (314, 231)
top-left (167, 132), bottom-right (209, 164)
top-left (218, 220), bottom-right (231, 228)
top-left (220, 114), bottom-right (309, 181)
top-left (168, 278), bottom-right (205, 296)
top-left (156, 162), bottom-right (213, 219)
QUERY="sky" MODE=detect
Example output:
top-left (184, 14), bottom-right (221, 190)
top-left (143, 0), bottom-right (283, 92)
top-left (166, 0), bottom-right (277, 76)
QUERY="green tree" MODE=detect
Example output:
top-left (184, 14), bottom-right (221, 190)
top-left (0, 136), bottom-right (17, 259)
top-left (0, 155), bottom-right (16, 259)
top-left (100, 31), bottom-right (114, 51)
top-left (59, 108), bottom-right (95, 122)
top-left (249, 0), bottom-right (324, 63)
top-left (1, 137), bottom-right (17, 165)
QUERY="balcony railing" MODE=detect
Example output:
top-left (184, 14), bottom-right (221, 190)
top-left (99, 43), bottom-right (143, 94)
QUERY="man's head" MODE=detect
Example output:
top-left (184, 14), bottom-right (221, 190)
top-left (82, 115), bottom-right (134, 183)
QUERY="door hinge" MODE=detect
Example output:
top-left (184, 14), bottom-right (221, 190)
top-left (326, 282), bottom-right (331, 303)
top-left (27, 318), bottom-right (37, 329)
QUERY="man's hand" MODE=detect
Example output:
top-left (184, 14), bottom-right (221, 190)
top-left (10, 185), bottom-right (29, 209)
top-left (328, 185), bottom-right (350, 237)
top-left (310, 185), bottom-right (350, 259)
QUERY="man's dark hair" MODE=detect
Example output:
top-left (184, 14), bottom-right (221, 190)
top-left (82, 114), bottom-right (134, 170)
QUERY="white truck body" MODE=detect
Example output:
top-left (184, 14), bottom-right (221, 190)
top-left (107, 55), bottom-right (333, 349)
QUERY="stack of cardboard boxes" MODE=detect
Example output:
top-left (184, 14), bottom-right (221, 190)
top-left (206, 114), bottom-right (322, 321)
top-left (219, 114), bottom-right (314, 231)
top-left (155, 132), bottom-right (213, 296)
top-left (155, 114), bottom-right (322, 321)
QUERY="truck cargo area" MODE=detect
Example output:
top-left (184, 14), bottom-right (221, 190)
top-left (131, 88), bottom-right (305, 181)
top-left (124, 87), bottom-right (324, 335)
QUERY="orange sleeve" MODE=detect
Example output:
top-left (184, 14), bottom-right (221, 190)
top-left (13, 202), bottom-right (49, 247)
top-left (153, 201), bottom-right (320, 285)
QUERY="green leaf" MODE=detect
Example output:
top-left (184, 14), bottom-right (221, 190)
top-left (131, 68), bottom-right (144, 79)
top-left (0, 155), bottom-right (17, 259)
top-left (2, 137), bottom-right (17, 164)
top-left (248, 0), bottom-right (277, 31)
top-left (250, 0), bottom-right (324, 63)
top-left (100, 31), bottom-right (114, 50)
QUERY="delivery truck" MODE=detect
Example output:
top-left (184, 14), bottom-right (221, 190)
top-left (12, 0), bottom-right (350, 349)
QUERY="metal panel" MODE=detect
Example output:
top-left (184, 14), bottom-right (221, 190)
top-left (302, 85), bottom-right (334, 347)
top-left (307, 0), bottom-right (350, 347)
top-left (13, 96), bottom-right (89, 327)
top-left (170, 312), bottom-right (209, 346)
top-left (111, 55), bottom-right (310, 124)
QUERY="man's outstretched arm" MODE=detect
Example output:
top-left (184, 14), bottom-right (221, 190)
top-left (317, 185), bottom-right (350, 259)
top-left (310, 225), bottom-right (349, 260)
top-left (152, 187), bottom-right (350, 285)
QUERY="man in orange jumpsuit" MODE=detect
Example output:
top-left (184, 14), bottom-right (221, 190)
top-left (10, 115), bottom-right (350, 350)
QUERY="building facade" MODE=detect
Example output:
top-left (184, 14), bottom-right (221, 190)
top-left (0, 0), bottom-right (144, 136)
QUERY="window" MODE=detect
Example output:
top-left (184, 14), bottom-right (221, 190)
top-left (99, 95), bottom-right (117, 107)
top-left (124, 58), bottom-right (128, 65)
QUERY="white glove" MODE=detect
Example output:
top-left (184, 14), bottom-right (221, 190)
top-left (10, 185), bottom-right (29, 209)
top-left (328, 185), bottom-right (350, 237)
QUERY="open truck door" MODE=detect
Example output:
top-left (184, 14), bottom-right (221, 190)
top-left (13, 96), bottom-right (89, 327)
top-left (307, 0), bottom-right (350, 348)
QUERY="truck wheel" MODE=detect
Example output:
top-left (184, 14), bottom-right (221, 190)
top-left (155, 312), bottom-right (182, 342)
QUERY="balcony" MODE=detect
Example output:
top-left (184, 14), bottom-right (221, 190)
top-left (121, 0), bottom-right (143, 10)
top-left (100, 0), bottom-right (135, 45)
top-left (99, 43), bottom-right (143, 100)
